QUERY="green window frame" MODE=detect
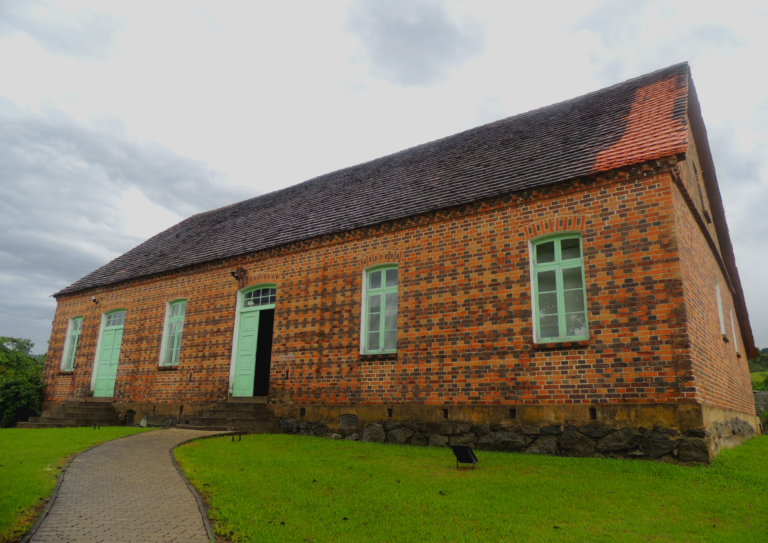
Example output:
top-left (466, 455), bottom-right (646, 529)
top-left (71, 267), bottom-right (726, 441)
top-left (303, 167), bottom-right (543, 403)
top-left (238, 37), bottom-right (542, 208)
top-left (363, 264), bottom-right (399, 354)
top-left (532, 234), bottom-right (589, 343)
top-left (242, 286), bottom-right (276, 311)
top-left (61, 317), bottom-right (82, 371)
top-left (162, 300), bottom-right (186, 366)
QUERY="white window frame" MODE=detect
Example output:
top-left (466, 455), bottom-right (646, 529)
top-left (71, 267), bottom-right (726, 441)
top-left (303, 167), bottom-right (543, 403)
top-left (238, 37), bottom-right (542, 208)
top-left (715, 279), bottom-right (726, 336)
top-left (158, 299), bottom-right (187, 366)
top-left (730, 308), bottom-right (739, 353)
top-left (60, 316), bottom-right (83, 371)
top-left (360, 264), bottom-right (399, 355)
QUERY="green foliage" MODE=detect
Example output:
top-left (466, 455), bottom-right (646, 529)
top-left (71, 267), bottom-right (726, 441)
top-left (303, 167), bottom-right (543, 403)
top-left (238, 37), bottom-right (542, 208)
top-left (753, 376), bottom-right (768, 391)
top-left (759, 409), bottom-right (768, 428)
top-left (175, 434), bottom-right (768, 543)
top-left (0, 338), bottom-right (44, 428)
top-left (0, 427), bottom-right (153, 542)
top-left (748, 347), bottom-right (768, 373)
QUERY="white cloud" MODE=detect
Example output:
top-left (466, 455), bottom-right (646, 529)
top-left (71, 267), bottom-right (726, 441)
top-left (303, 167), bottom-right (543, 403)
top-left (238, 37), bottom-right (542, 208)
top-left (0, 0), bottom-right (766, 351)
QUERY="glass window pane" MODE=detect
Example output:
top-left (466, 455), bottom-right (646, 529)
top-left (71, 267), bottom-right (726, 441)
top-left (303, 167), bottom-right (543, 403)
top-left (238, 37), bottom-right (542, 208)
top-left (368, 313), bottom-right (381, 332)
top-left (369, 294), bottom-right (381, 312)
top-left (564, 290), bottom-right (585, 313)
top-left (368, 332), bottom-right (380, 351)
top-left (385, 292), bottom-right (398, 312)
top-left (539, 315), bottom-right (559, 338)
top-left (385, 312), bottom-right (397, 331)
top-left (179, 302), bottom-right (186, 316)
top-left (385, 268), bottom-right (398, 287)
top-left (566, 313), bottom-right (587, 337)
top-left (561, 238), bottom-right (581, 260)
top-left (171, 304), bottom-right (179, 318)
top-left (165, 343), bottom-right (174, 365)
top-left (73, 319), bottom-right (82, 331)
top-left (384, 330), bottom-right (397, 350)
top-left (173, 333), bottom-right (183, 364)
top-left (269, 295), bottom-right (276, 304)
top-left (538, 292), bottom-right (558, 316)
top-left (369, 271), bottom-right (381, 289)
top-left (536, 241), bottom-right (555, 264)
top-left (562, 267), bottom-right (583, 290)
top-left (537, 270), bottom-right (556, 292)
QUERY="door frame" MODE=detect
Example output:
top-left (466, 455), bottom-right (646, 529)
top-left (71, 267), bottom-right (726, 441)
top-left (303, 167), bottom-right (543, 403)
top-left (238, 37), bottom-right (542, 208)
top-left (228, 284), bottom-right (276, 396)
top-left (90, 309), bottom-right (126, 394)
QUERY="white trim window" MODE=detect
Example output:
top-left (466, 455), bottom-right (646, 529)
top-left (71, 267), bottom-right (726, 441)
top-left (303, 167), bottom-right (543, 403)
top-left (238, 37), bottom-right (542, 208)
top-left (361, 264), bottom-right (399, 354)
top-left (730, 308), bottom-right (739, 353)
top-left (61, 316), bottom-right (83, 371)
top-left (715, 279), bottom-right (726, 336)
top-left (159, 300), bottom-right (187, 366)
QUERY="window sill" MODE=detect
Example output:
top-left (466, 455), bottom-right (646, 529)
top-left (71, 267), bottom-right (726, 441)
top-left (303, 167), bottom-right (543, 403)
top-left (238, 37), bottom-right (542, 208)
top-left (58, 370), bottom-right (75, 375)
top-left (359, 352), bottom-right (398, 360)
top-left (722, 334), bottom-right (730, 343)
top-left (532, 340), bottom-right (590, 350)
top-left (157, 364), bottom-right (180, 371)
top-left (736, 352), bottom-right (742, 359)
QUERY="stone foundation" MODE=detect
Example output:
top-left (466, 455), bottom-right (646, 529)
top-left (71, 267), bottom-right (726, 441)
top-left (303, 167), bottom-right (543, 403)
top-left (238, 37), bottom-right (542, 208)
top-left (274, 402), bottom-right (761, 464)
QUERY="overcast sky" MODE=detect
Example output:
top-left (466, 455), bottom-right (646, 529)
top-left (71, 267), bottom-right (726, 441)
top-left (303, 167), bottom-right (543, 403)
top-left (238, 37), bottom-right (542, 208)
top-left (1, 0), bottom-right (766, 355)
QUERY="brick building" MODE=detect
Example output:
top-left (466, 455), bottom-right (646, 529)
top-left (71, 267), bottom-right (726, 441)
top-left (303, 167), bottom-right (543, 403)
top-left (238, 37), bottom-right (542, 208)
top-left (37, 63), bottom-right (758, 462)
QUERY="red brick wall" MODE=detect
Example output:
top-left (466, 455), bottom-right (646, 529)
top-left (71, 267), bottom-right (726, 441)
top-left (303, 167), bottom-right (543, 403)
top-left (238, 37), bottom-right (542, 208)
top-left (672, 160), bottom-right (754, 415)
top-left (46, 162), bottom-right (701, 408)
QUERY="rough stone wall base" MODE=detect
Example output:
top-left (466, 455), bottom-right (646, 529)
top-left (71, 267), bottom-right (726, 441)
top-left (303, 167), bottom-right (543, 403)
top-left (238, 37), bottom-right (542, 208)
top-left (273, 402), bottom-right (761, 465)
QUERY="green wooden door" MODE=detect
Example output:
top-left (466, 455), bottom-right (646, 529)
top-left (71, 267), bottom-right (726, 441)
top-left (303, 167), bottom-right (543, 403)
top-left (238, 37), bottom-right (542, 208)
top-left (94, 311), bottom-right (125, 397)
top-left (233, 311), bottom-right (259, 397)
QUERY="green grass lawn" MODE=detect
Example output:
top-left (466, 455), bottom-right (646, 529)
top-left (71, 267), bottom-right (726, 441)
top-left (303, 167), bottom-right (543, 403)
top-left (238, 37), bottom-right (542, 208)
top-left (175, 434), bottom-right (768, 543)
top-left (751, 371), bottom-right (767, 385)
top-left (0, 427), bottom-right (152, 542)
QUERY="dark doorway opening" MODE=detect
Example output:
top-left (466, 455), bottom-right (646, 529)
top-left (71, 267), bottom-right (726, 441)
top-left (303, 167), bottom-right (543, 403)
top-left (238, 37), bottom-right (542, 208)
top-left (254, 308), bottom-right (275, 396)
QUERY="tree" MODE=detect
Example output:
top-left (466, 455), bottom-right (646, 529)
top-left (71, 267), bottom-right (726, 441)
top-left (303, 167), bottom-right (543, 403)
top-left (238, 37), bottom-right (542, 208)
top-left (0, 337), bottom-right (44, 428)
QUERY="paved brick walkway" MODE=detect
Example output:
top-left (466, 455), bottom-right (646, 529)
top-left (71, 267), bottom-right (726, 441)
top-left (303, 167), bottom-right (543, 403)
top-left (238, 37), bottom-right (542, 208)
top-left (31, 429), bottom-right (222, 543)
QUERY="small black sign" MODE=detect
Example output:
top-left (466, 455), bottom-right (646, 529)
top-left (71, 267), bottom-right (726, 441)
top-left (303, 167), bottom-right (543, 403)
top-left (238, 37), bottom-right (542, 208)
top-left (451, 445), bottom-right (478, 469)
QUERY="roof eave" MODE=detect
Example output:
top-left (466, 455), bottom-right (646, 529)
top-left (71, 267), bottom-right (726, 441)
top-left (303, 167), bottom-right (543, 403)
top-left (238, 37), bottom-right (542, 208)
top-left (686, 72), bottom-right (757, 359)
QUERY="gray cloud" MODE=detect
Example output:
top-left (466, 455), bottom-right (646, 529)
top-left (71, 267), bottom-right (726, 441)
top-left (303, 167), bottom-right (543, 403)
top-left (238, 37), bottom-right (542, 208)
top-left (0, 0), bottom-right (123, 60)
top-left (346, 0), bottom-right (485, 87)
top-left (573, 1), bottom-right (744, 84)
top-left (0, 102), bottom-right (252, 353)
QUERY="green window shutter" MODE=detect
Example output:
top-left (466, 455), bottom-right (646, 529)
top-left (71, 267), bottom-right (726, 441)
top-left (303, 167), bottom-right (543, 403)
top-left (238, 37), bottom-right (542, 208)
top-left (532, 235), bottom-right (588, 342)
top-left (163, 301), bottom-right (187, 366)
top-left (365, 265), bottom-right (399, 354)
top-left (63, 317), bottom-right (82, 371)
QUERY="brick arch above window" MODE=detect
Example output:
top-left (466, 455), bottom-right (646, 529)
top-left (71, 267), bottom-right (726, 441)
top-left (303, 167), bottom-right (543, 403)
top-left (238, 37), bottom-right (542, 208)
top-left (162, 288), bottom-right (192, 302)
top-left (525, 216), bottom-right (588, 240)
top-left (239, 272), bottom-right (281, 291)
top-left (96, 299), bottom-right (130, 313)
top-left (359, 251), bottom-right (402, 268)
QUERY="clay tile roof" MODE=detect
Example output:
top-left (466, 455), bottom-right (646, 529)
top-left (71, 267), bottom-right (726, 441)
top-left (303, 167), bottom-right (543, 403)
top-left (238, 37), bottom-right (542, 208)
top-left (57, 63), bottom-right (691, 296)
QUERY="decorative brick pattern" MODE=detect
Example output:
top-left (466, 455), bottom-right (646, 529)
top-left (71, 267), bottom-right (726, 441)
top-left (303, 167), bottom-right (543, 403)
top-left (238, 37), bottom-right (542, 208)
top-left (44, 160), bottom-right (751, 416)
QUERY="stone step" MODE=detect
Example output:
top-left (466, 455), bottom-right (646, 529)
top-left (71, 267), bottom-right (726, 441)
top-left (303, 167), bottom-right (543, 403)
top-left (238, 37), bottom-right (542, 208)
top-left (175, 425), bottom-right (238, 432)
top-left (62, 402), bottom-right (118, 410)
top-left (225, 396), bottom-right (268, 404)
top-left (199, 408), bottom-right (274, 419)
top-left (183, 418), bottom-right (282, 432)
top-left (18, 419), bottom-right (124, 428)
top-left (49, 407), bottom-right (120, 416)
top-left (42, 411), bottom-right (121, 422)
top-left (205, 403), bottom-right (270, 412)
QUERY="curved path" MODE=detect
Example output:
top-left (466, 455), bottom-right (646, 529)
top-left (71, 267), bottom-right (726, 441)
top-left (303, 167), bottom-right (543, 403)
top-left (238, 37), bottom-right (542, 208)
top-left (30, 429), bottom-right (222, 543)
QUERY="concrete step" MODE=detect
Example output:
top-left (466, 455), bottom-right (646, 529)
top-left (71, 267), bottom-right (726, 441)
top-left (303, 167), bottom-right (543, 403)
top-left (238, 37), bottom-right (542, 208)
top-left (48, 406), bottom-right (119, 415)
top-left (62, 402), bottom-right (118, 410)
top-left (183, 418), bottom-right (282, 431)
top-left (225, 396), bottom-right (268, 404)
top-left (18, 420), bottom-right (124, 428)
top-left (42, 411), bottom-right (121, 421)
top-left (175, 425), bottom-right (237, 431)
top-left (199, 408), bottom-right (274, 419)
